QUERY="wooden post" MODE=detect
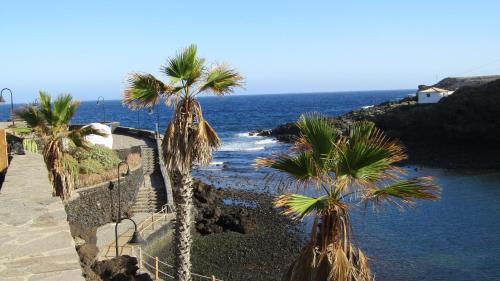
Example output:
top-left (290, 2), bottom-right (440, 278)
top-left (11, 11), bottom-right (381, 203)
top-left (155, 256), bottom-right (159, 280)
top-left (138, 247), bottom-right (143, 270)
top-left (211, 275), bottom-right (216, 281)
top-left (0, 129), bottom-right (8, 174)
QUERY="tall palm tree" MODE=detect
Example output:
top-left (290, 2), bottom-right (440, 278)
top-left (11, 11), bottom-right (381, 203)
top-left (123, 44), bottom-right (244, 281)
top-left (18, 91), bottom-right (105, 200)
top-left (257, 114), bottom-right (440, 281)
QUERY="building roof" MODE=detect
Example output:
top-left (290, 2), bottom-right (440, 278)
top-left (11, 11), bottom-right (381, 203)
top-left (418, 87), bottom-right (451, 93)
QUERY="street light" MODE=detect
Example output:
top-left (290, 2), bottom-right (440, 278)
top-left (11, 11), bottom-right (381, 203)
top-left (97, 96), bottom-right (106, 123)
top-left (114, 161), bottom-right (144, 256)
top-left (0, 88), bottom-right (15, 126)
top-left (137, 110), bottom-right (140, 129)
top-left (148, 104), bottom-right (160, 137)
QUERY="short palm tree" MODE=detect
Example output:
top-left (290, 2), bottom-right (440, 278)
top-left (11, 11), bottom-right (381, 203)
top-left (18, 91), bottom-right (105, 200)
top-left (123, 44), bottom-right (244, 281)
top-left (257, 114), bottom-right (440, 281)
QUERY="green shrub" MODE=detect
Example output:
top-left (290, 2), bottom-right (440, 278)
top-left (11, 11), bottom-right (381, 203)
top-left (72, 145), bottom-right (120, 174)
top-left (23, 139), bottom-right (39, 153)
top-left (79, 158), bottom-right (104, 174)
top-left (63, 154), bottom-right (79, 179)
top-left (14, 126), bottom-right (33, 137)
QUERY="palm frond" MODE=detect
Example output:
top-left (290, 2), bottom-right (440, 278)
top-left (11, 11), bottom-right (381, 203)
top-left (257, 152), bottom-right (320, 190)
top-left (331, 121), bottom-right (406, 189)
top-left (38, 91), bottom-right (54, 126)
top-left (54, 94), bottom-right (79, 126)
top-left (67, 125), bottom-right (109, 149)
top-left (17, 105), bottom-right (45, 129)
top-left (275, 193), bottom-right (329, 220)
top-left (296, 114), bottom-right (338, 166)
top-left (161, 44), bottom-right (205, 88)
top-left (364, 176), bottom-right (441, 207)
top-left (123, 73), bottom-right (169, 109)
top-left (198, 64), bottom-right (245, 96)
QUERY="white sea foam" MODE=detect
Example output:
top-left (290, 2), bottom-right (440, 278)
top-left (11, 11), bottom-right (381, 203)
top-left (198, 167), bottom-right (223, 171)
top-left (219, 143), bottom-right (266, 152)
top-left (362, 105), bottom-right (374, 109)
top-left (236, 132), bottom-right (259, 138)
top-left (255, 139), bottom-right (277, 145)
top-left (210, 161), bottom-right (224, 166)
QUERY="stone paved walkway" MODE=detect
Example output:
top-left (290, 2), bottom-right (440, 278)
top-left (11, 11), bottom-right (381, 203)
top-left (0, 153), bottom-right (84, 281)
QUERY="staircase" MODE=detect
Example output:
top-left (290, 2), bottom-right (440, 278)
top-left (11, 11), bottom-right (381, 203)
top-left (131, 145), bottom-right (168, 213)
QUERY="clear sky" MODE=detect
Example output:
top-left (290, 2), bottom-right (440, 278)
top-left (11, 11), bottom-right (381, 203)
top-left (1, 0), bottom-right (499, 102)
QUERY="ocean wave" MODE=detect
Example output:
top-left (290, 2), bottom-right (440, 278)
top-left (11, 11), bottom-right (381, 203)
top-left (235, 132), bottom-right (260, 138)
top-left (362, 105), bottom-right (374, 109)
top-left (198, 167), bottom-right (223, 171)
top-left (210, 161), bottom-right (224, 166)
top-left (219, 143), bottom-right (265, 152)
top-left (255, 139), bottom-right (277, 145)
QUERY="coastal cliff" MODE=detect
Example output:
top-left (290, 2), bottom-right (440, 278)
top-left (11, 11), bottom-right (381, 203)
top-left (256, 79), bottom-right (500, 169)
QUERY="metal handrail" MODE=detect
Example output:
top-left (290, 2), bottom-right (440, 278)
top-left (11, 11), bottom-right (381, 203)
top-left (134, 246), bottom-right (223, 281)
top-left (137, 204), bottom-right (170, 235)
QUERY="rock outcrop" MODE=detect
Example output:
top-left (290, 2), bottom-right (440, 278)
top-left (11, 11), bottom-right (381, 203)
top-left (193, 181), bottom-right (257, 235)
top-left (256, 79), bottom-right (500, 169)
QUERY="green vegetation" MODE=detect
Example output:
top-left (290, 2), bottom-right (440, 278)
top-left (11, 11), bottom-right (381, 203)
top-left (123, 44), bottom-right (244, 281)
top-left (72, 145), bottom-right (120, 174)
top-left (14, 126), bottom-right (33, 137)
top-left (257, 114), bottom-right (441, 281)
top-left (17, 91), bottom-right (107, 200)
top-left (22, 139), bottom-right (39, 153)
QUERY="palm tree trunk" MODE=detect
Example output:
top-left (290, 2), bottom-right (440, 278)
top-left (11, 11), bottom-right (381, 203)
top-left (43, 140), bottom-right (74, 201)
top-left (170, 170), bottom-right (194, 281)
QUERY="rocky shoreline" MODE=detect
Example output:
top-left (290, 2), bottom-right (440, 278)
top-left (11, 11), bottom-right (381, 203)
top-left (254, 79), bottom-right (500, 170)
top-left (150, 180), bottom-right (304, 281)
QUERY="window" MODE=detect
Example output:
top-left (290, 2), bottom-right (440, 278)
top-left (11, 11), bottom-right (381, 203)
top-left (426, 93), bottom-right (431, 98)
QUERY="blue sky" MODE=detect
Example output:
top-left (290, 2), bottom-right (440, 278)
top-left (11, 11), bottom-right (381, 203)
top-left (1, 0), bottom-right (499, 102)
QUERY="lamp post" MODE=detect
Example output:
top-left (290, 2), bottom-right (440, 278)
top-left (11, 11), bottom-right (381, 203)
top-left (137, 110), bottom-right (140, 129)
top-left (148, 104), bottom-right (160, 137)
top-left (0, 88), bottom-right (14, 126)
top-left (97, 96), bottom-right (105, 123)
top-left (114, 161), bottom-right (144, 256)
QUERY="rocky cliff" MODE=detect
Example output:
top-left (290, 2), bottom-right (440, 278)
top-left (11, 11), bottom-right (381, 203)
top-left (256, 79), bottom-right (500, 169)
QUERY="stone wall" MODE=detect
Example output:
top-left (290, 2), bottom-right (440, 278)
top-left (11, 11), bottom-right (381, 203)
top-left (65, 145), bottom-right (145, 230)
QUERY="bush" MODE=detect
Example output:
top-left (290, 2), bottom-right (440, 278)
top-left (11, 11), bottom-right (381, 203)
top-left (72, 145), bottom-right (121, 174)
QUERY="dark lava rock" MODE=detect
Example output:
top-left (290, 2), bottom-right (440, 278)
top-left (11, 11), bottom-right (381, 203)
top-left (92, 255), bottom-right (152, 281)
top-left (218, 208), bottom-right (257, 234)
top-left (193, 181), bottom-right (257, 235)
top-left (252, 123), bottom-right (300, 143)
top-left (77, 244), bottom-right (99, 267)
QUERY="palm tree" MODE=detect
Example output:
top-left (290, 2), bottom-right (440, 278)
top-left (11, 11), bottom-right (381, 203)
top-left (257, 114), bottom-right (440, 281)
top-left (18, 91), bottom-right (105, 200)
top-left (123, 44), bottom-right (244, 281)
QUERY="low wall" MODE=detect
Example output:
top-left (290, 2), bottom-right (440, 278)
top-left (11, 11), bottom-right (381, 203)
top-left (65, 164), bottom-right (144, 228)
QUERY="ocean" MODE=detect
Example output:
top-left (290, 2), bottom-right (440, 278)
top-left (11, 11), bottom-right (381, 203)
top-left (5, 90), bottom-right (500, 280)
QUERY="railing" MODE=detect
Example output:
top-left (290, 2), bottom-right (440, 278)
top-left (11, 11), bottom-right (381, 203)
top-left (132, 204), bottom-right (222, 280)
top-left (137, 204), bottom-right (170, 236)
top-left (133, 246), bottom-right (223, 281)
top-left (154, 133), bottom-right (174, 212)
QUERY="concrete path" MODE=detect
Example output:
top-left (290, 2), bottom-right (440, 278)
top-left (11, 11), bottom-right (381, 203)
top-left (96, 212), bottom-right (174, 260)
top-left (0, 152), bottom-right (84, 281)
top-left (112, 133), bottom-right (149, 150)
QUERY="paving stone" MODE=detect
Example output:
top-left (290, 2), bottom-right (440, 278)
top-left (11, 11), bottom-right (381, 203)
top-left (0, 153), bottom-right (84, 280)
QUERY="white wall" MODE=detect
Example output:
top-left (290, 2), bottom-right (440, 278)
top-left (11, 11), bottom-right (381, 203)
top-left (418, 91), bottom-right (453, 104)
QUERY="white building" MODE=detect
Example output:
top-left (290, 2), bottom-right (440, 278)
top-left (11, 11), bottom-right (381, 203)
top-left (417, 87), bottom-right (454, 104)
